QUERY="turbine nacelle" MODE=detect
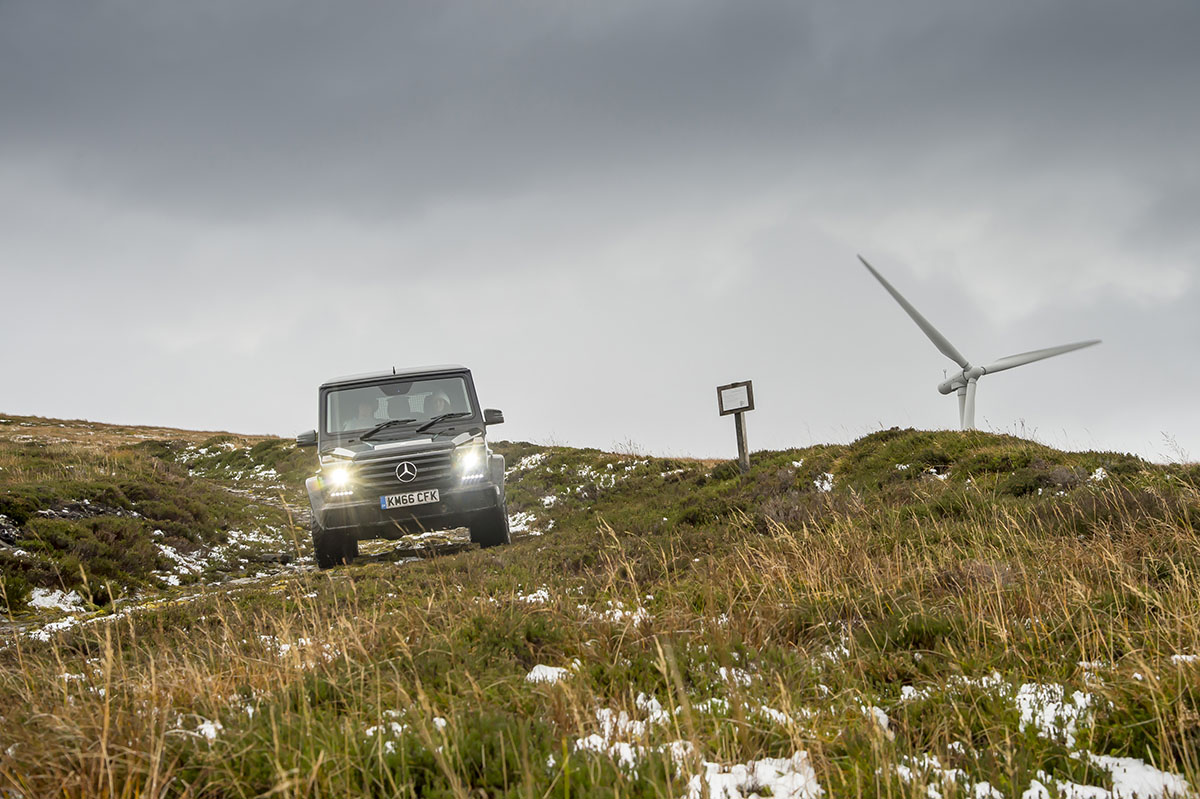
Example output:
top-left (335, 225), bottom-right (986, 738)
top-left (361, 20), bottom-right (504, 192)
top-left (937, 366), bottom-right (984, 395)
top-left (858, 255), bottom-right (1100, 430)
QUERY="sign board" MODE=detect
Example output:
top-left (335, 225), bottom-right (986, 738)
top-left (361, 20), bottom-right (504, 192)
top-left (717, 380), bottom-right (754, 416)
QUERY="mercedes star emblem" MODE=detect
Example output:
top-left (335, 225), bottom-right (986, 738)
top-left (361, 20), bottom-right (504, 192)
top-left (396, 462), bottom-right (418, 483)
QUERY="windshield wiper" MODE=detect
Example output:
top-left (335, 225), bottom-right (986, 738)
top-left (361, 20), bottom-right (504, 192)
top-left (359, 418), bottom-right (416, 441)
top-left (416, 412), bottom-right (472, 433)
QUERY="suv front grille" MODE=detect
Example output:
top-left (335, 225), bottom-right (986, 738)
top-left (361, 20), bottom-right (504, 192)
top-left (355, 448), bottom-right (454, 493)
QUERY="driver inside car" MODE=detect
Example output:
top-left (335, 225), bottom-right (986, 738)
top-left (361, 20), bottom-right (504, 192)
top-left (425, 390), bottom-right (454, 417)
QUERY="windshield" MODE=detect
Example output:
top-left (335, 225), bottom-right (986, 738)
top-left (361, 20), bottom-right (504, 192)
top-left (324, 376), bottom-right (475, 436)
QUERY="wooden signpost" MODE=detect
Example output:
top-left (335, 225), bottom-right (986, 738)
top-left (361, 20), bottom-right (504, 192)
top-left (716, 380), bottom-right (754, 473)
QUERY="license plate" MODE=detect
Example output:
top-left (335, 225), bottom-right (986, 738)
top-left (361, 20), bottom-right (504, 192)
top-left (380, 489), bottom-right (439, 510)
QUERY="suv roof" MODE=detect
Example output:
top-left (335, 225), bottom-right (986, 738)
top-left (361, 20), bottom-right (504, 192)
top-left (320, 364), bottom-right (469, 390)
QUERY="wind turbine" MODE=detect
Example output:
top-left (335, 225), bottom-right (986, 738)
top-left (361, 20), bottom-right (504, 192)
top-left (858, 255), bottom-right (1100, 431)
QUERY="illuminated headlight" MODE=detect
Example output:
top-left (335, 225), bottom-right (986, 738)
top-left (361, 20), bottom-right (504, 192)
top-left (455, 443), bottom-right (488, 482)
top-left (324, 465), bottom-right (354, 497)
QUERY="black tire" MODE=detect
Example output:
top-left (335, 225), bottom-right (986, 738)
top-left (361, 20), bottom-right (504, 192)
top-left (312, 523), bottom-right (358, 569)
top-left (469, 502), bottom-right (510, 548)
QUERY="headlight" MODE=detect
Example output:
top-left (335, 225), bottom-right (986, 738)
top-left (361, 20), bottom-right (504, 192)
top-left (458, 448), bottom-right (483, 471)
top-left (455, 443), bottom-right (488, 482)
top-left (323, 465), bottom-right (355, 498)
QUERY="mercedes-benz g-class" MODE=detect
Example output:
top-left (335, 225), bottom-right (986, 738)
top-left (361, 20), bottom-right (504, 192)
top-left (296, 365), bottom-right (508, 568)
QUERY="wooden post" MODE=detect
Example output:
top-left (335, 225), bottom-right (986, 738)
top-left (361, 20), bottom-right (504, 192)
top-left (717, 380), bottom-right (755, 474)
top-left (734, 411), bottom-right (750, 473)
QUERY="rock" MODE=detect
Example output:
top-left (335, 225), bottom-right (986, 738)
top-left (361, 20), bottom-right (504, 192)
top-left (0, 514), bottom-right (19, 545)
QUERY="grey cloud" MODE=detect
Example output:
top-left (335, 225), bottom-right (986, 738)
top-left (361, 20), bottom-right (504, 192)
top-left (5, 1), bottom-right (1197, 221)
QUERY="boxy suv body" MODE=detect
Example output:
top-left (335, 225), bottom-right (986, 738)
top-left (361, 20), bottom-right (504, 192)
top-left (296, 365), bottom-right (508, 568)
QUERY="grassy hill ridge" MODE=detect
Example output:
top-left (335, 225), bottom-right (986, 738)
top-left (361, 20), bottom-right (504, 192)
top-left (1, 414), bottom-right (1198, 797)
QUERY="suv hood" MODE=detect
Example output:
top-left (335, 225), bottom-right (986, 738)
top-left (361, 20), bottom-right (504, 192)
top-left (323, 428), bottom-right (483, 461)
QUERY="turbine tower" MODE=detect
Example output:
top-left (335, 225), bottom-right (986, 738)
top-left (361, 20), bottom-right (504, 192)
top-left (858, 255), bottom-right (1100, 431)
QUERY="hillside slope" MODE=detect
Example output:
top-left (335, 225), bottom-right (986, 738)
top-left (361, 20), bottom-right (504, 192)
top-left (1, 416), bottom-right (1198, 797)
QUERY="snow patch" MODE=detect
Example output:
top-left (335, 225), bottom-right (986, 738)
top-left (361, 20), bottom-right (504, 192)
top-left (526, 664), bottom-right (571, 685)
top-left (1015, 683), bottom-right (1094, 748)
top-left (685, 752), bottom-right (822, 799)
top-left (28, 588), bottom-right (84, 612)
top-left (507, 452), bottom-right (548, 476)
top-left (1089, 753), bottom-right (1190, 798)
top-left (508, 511), bottom-right (539, 534)
top-left (518, 588), bottom-right (551, 604)
top-left (718, 666), bottom-right (754, 687)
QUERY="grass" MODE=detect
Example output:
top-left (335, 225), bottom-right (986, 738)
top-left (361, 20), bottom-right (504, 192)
top-left (1, 415), bottom-right (1198, 797)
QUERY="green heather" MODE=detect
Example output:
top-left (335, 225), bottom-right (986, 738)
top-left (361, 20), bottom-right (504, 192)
top-left (1, 414), bottom-right (1198, 797)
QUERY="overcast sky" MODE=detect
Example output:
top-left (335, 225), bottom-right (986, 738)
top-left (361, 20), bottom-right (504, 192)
top-left (2, 1), bottom-right (1198, 462)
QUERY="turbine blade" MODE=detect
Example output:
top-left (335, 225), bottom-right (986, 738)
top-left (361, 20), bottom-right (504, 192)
top-left (858, 255), bottom-right (970, 369)
top-left (964, 378), bottom-right (977, 430)
top-left (982, 339), bottom-right (1101, 374)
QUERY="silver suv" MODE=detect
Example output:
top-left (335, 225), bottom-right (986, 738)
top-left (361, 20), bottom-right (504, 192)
top-left (296, 365), bottom-right (508, 568)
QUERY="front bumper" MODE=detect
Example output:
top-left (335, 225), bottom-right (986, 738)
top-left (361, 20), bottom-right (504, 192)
top-left (313, 481), bottom-right (502, 539)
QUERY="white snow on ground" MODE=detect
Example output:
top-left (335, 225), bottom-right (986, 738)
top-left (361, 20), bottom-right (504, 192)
top-left (259, 635), bottom-right (339, 668)
top-left (1089, 467), bottom-right (1108, 482)
top-left (195, 719), bottom-right (223, 741)
top-left (28, 588), bottom-right (84, 612)
top-left (508, 511), bottom-right (539, 534)
top-left (792, 459), bottom-right (805, 468)
top-left (814, 473), bottom-right (834, 493)
top-left (1015, 683), bottom-right (1094, 748)
top-left (893, 753), bottom-right (1001, 799)
top-left (518, 588), bottom-right (551, 604)
top-left (686, 753), bottom-right (823, 799)
top-left (1025, 761), bottom-right (1188, 799)
top-left (28, 618), bottom-right (83, 642)
top-left (1170, 654), bottom-right (1198, 664)
top-left (693, 697), bottom-right (730, 714)
top-left (541, 494), bottom-right (558, 507)
top-left (718, 666), bottom-right (754, 687)
top-left (890, 672), bottom-right (1189, 797)
top-left (896, 463), bottom-right (911, 471)
top-left (591, 600), bottom-right (650, 625)
top-left (568, 693), bottom-right (822, 796)
top-left (1089, 754), bottom-right (1190, 798)
top-left (820, 628), bottom-right (852, 662)
top-left (576, 465), bottom-right (620, 490)
top-left (506, 452), bottom-right (548, 476)
top-left (862, 705), bottom-right (894, 739)
top-left (525, 664), bottom-right (571, 684)
top-left (147, 524), bottom-right (295, 585)
top-left (365, 710), bottom-right (410, 754)
top-left (571, 694), bottom-right (684, 773)
top-left (168, 716), bottom-right (223, 743)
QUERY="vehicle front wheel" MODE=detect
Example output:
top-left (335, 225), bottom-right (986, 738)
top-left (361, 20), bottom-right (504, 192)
top-left (312, 523), bottom-right (358, 569)
top-left (469, 503), bottom-right (510, 548)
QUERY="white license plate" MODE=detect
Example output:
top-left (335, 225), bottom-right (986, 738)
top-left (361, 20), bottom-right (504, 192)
top-left (380, 489), bottom-right (439, 510)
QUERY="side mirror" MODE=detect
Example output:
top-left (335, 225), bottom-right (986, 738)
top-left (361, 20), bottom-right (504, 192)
top-left (483, 408), bottom-right (504, 426)
top-left (296, 429), bottom-right (317, 447)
